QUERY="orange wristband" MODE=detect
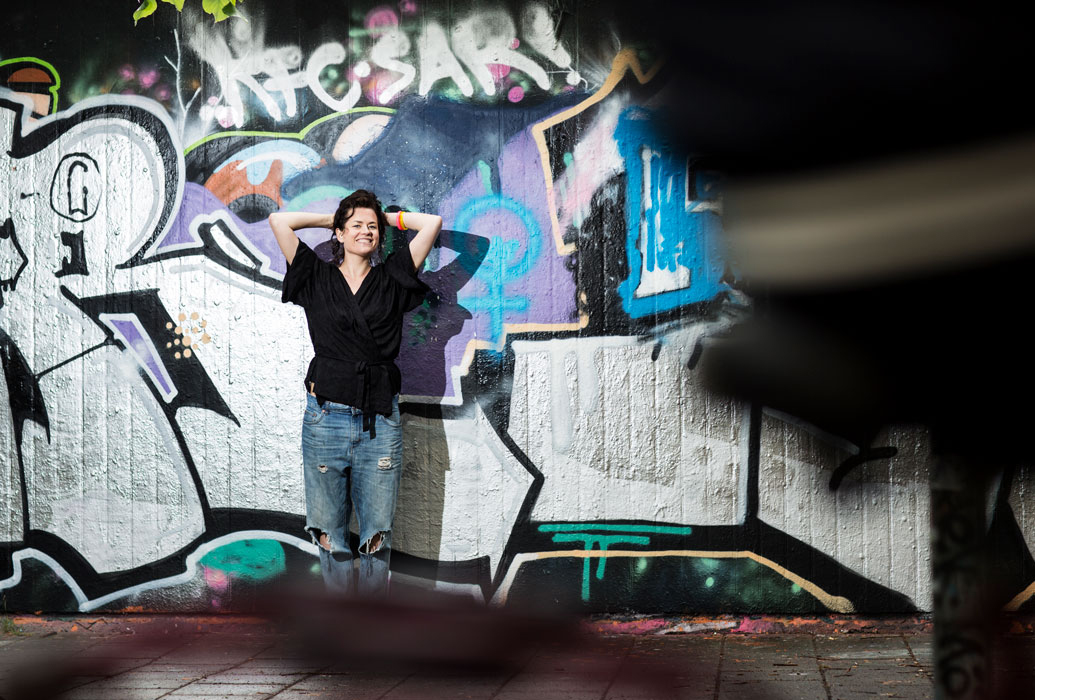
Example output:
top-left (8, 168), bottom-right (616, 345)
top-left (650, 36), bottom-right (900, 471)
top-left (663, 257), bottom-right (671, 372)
top-left (397, 211), bottom-right (406, 230)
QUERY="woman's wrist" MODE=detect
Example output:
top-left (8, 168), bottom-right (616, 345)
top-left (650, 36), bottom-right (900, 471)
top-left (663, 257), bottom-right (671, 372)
top-left (389, 209), bottom-right (416, 232)
top-left (394, 211), bottom-right (441, 231)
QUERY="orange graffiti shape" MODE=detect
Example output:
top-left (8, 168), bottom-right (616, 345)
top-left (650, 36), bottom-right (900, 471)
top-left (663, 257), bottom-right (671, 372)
top-left (204, 158), bottom-right (285, 209)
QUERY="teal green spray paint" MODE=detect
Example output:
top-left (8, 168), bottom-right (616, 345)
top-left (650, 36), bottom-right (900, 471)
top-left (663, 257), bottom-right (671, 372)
top-left (541, 524), bottom-right (691, 602)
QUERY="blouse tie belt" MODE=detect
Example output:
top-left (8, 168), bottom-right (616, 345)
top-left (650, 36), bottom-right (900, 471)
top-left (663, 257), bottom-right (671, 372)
top-left (314, 355), bottom-right (396, 438)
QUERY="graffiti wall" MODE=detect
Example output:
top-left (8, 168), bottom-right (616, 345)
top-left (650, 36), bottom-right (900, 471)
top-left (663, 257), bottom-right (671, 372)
top-left (0, 0), bottom-right (1033, 615)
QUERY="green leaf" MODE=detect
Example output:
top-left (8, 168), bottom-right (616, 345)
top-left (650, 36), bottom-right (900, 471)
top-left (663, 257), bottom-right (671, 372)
top-left (202, 0), bottom-right (237, 22)
top-left (132, 0), bottom-right (158, 25)
top-left (162, 0), bottom-right (185, 9)
top-left (230, 0), bottom-right (248, 22)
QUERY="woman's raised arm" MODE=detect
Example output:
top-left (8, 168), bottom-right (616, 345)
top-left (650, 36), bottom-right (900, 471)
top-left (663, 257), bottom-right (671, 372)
top-left (269, 211), bottom-right (334, 265)
top-left (387, 210), bottom-right (443, 272)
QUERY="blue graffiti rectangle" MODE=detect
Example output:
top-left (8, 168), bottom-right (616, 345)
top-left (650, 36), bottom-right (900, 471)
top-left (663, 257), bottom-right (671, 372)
top-left (614, 107), bottom-right (730, 318)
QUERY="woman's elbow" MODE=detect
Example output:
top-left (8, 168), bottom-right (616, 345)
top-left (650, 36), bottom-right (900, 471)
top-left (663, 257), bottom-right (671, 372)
top-left (269, 212), bottom-right (294, 237)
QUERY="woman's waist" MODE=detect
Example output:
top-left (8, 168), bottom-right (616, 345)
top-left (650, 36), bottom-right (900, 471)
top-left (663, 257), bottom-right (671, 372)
top-left (306, 391), bottom-right (398, 413)
top-left (305, 355), bottom-right (401, 384)
top-left (308, 354), bottom-right (397, 369)
top-left (304, 356), bottom-right (402, 411)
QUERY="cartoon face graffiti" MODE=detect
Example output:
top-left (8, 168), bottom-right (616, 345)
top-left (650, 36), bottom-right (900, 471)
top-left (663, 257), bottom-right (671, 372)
top-left (0, 89), bottom-right (212, 578)
top-left (0, 91), bottom-right (180, 308)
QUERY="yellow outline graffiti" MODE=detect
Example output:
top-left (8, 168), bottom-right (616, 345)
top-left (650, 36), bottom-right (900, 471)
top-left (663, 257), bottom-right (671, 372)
top-left (531, 48), bottom-right (664, 256)
top-left (447, 317), bottom-right (589, 389)
top-left (493, 549), bottom-right (857, 613)
top-left (1003, 581), bottom-right (1035, 611)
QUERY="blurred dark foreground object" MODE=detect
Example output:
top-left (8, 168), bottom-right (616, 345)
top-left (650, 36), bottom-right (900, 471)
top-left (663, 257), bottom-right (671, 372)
top-left (4, 586), bottom-right (648, 700)
top-left (700, 248), bottom-right (1034, 467)
top-left (608, 3), bottom-right (1034, 699)
top-left (272, 583), bottom-right (584, 670)
top-left (702, 136), bottom-right (1033, 466)
top-left (600, 0), bottom-right (1035, 462)
top-left (699, 150), bottom-right (1033, 700)
top-left (696, 141), bottom-right (1034, 700)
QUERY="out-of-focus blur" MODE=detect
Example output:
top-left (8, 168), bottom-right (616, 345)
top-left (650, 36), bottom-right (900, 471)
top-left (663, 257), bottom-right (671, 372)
top-left (3, 587), bottom-right (683, 700)
top-left (620, 3), bottom-right (1035, 699)
top-left (722, 138), bottom-right (1033, 287)
top-left (607, 0), bottom-right (1034, 462)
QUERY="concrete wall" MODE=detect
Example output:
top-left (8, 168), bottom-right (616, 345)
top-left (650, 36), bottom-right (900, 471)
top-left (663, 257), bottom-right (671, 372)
top-left (0, 0), bottom-right (1033, 614)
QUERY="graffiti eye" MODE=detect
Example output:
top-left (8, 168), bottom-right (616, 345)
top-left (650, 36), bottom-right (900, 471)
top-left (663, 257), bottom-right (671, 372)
top-left (49, 152), bottom-right (102, 223)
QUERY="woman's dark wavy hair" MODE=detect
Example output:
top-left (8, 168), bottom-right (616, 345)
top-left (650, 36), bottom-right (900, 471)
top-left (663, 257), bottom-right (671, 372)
top-left (330, 189), bottom-right (385, 265)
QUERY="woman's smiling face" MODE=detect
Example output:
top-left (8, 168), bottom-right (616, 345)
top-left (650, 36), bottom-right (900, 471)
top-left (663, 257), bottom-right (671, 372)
top-left (336, 206), bottom-right (380, 260)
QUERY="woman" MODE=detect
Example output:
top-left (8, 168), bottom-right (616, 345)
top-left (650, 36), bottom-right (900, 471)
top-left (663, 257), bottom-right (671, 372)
top-left (269, 189), bottom-right (442, 595)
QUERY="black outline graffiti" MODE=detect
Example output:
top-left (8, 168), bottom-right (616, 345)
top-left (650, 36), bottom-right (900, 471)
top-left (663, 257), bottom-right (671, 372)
top-left (0, 96), bottom-right (181, 264)
top-left (0, 336), bottom-right (47, 443)
top-left (0, 83), bottom-right (1034, 615)
top-left (458, 335), bottom-right (919, 613)
top-left (49, 152), bottom-right (100, 223)
top-left (0, 94), bottom-right (211, 596)
top-left (829, 446), bottom-right (899, 490)
top-left (0, 328), bottom-right (48, 551)
top-left (451, 342), bottom-right (545, 600)
top-left (54, 230), bottom-right (89, 277)
top-left (0, 218), bottom-right (29, 309)
top-left (60, 285), bottom-right (238, 428)
top-left (746, 404), bottom-right (762, 521)
top-left (123, 212), bottom-right (284, 288)
top-left (194, 217), bottom-right (276, 281)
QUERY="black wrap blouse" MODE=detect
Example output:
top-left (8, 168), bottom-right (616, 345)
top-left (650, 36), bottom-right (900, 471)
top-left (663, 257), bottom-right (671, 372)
top-left (281, 239), bottom-right (428, 433)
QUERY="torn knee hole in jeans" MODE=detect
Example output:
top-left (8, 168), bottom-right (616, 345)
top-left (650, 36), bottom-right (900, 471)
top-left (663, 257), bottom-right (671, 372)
top-left (318, 464), bottom-right (328, 474)
top-left (377, 456), bottom-right (392, 471)
top-left (308, 528), bottom-right (332, 552)
top-left (362, 530), bottom-right (388, 555)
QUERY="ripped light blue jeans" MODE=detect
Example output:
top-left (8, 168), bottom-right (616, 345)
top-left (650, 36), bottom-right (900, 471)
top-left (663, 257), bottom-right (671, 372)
top-left (301, 393), bottom-right (403, 596)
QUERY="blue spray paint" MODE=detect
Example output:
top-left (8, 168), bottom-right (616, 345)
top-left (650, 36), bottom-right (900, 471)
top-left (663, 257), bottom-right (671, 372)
top-left (613, 106), bottom-right (729, 318)
top-left (453, 193), bottom-right (543, 341)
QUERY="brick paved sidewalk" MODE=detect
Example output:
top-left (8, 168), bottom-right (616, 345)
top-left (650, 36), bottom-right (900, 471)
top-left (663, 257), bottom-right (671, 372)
top-left (0, 616), bottom-right (1033, 700)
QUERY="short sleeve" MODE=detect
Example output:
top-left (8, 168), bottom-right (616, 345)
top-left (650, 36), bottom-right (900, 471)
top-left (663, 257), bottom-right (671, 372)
top-left (282, 239), bottom-right (319, 306)
top-left (382, 248), bottom-right (430, 312)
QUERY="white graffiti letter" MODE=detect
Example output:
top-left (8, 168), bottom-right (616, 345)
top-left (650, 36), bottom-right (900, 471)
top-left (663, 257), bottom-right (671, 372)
top-left (188, 18), bottom-right (303, 125)
top-left (521, 2), bottom-right (581, 86)
top-left (417, 21), bottom-right (474, 98)
top-left (259, 46), bottom-right (305, 120)
top-left (306, 42), bottom-right (362, 112)
top-left (451, 9), bottom-right (551, 97)
top-left (370, 29), bottom-right (417, 105)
